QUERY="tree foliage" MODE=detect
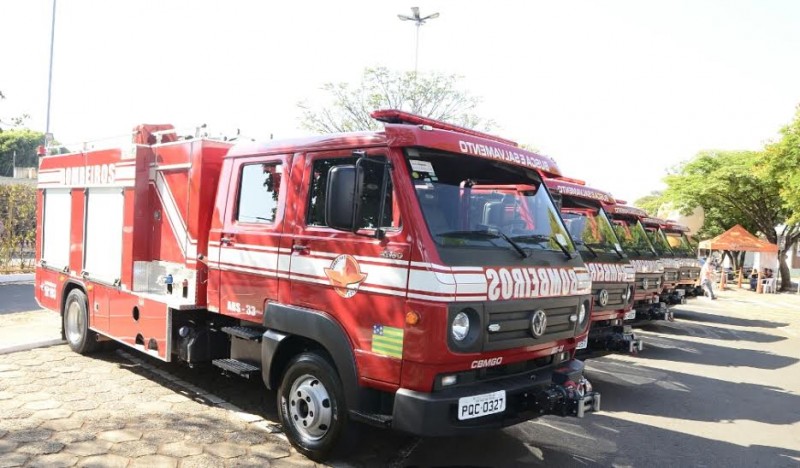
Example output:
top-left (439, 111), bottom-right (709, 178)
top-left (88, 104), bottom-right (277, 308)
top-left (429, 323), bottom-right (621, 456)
top-left (0, 128), bottom-right (44, 177)
top-left (298, 67), bottom-right (494, 133)
top-left (632, 191), bottom-right (666, 216)
top-left (663, 150), bottom-right (798, 289)
top-left (0, 184), bottom-right (36, 273)
top-left (764, 105), bottom-right (800, 224)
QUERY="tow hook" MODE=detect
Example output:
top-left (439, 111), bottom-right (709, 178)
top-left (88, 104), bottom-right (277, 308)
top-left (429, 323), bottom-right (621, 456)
top-left (529, 360), bottom-right (601, 418)
top-left (607, 326), bottom-right (644, 354)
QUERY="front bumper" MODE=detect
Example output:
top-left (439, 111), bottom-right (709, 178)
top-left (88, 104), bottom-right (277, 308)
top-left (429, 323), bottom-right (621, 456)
top-left (662, 288), bottom-right (687, 305)
top-left (632, 301), bottom-right (674, 322)
top-left (579, 324), bottom-right (643, 356)
top-left (391, 360), bottom-right (600, 437)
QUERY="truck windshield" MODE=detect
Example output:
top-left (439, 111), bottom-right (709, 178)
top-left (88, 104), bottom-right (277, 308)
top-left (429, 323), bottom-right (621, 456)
top-left (665, 232), bottom-right (695, 256)
top-left (612, 219), bottom-right (656, 257)
top-left (646, 228), bottom-right (674, 256)
top-left (405, 149), bottom-right (575, 258)
top-left (561, 207), bottom-right (621, 256)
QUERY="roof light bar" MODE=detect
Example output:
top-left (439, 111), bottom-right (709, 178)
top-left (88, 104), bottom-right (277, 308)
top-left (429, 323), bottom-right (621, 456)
top-left (371, 109), bottom-right (517, 146)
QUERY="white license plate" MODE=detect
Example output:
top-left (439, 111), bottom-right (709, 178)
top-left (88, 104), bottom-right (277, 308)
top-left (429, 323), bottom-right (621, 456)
top-left (624, 310), bottom-right (636, 320)
top-left (457, 390), bottom-right (506, 421)
top-left (576, 337), bottom-right (588, 350)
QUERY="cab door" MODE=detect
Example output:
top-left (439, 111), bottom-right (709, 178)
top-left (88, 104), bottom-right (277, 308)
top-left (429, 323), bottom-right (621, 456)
top-left (214, 154), bottom-right (290, 322)
top-left (285, 149), bottom-right (410, 385)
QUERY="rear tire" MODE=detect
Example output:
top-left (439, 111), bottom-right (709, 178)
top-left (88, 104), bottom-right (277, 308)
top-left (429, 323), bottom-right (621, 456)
top-left (63, 289), bottom-right (100, 355)
top-left (277, 351), bottom-right (356, 461)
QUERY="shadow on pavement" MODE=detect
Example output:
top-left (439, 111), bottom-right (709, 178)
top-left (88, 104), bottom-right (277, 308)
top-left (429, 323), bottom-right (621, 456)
top-left (671, 308), bottom-right (789, 329)
top-left (641, 321), bottom-right (787, 344)
top-left (633, 333), bottom-right (798, 370)
top-left (522, 412), bottom-right (800, 468)
top-left (587, 359), bottom-right (800, 426)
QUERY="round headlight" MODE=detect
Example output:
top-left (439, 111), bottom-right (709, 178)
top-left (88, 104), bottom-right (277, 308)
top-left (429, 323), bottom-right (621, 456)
top-left (452, 312), bottom-right (470, 342)
top-left (621, 287), bottom-right (630, 302)
top-left (578, 303), bottom-right (586, 324)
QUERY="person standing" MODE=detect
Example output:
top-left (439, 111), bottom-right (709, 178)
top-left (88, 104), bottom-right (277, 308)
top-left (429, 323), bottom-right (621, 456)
top-left (700, 260), bottom-right (717, 300)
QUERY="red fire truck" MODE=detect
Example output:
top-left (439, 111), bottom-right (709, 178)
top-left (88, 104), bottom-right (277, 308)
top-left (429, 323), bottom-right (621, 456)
top-left (640, 216), bottom-right (685, 306)
top-left (35, 110), bottom-right (600, 460)
top-left (544, 178), bottom-right (642, 355)
top-left (605, 203), bottom-right (671, 322)
top-left (662, 221), bottom-right (703, 297)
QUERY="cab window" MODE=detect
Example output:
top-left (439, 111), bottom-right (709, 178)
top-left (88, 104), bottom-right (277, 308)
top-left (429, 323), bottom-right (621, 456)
top-left (237, 163), bottom-right (282, 224)
top-left (306, 156), bottom-right (399, 230)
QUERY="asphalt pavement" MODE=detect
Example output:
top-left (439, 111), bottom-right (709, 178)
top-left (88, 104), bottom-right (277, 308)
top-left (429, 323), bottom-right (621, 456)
top-left (0, 283), bottom-right (38, 315)
top-left (1, 285), bottom-right (799, 467)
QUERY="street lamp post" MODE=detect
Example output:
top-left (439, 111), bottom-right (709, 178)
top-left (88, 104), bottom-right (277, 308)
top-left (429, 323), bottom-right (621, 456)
top-left (397, 7), bottom-right (439, 75)
top-left (45, 0), bottom-right (57, 150)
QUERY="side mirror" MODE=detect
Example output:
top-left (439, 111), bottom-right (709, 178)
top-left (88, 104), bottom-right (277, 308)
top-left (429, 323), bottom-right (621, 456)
top-left (325, 165), bottom-right (362, 231)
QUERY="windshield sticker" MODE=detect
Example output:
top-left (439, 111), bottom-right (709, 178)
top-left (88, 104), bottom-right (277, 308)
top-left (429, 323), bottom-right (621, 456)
top-left (555, 233), bottom-right (568, 247)
top-left (458, 140), bottom-right (551, 172)
top-left (410, 159), bottom-right (436, 175)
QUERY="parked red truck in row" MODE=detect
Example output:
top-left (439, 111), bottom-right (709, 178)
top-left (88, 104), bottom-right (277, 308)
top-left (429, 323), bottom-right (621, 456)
top-left (543, 178), bottom-right (642, 356)
top-left (35, 111), bottom-right (600, 460)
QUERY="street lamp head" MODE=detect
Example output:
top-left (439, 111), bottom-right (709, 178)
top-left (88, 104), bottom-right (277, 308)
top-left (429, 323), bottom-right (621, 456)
top-left (398, 14), bottom-right (414, 21)
top-left (423, 12), bottom-right (440, 20)
top-left (411, 6), bottom-right (420, 19)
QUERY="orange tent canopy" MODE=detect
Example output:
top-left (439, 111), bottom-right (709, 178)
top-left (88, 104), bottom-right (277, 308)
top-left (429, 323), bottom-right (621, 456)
top-left (697, 224), bottom-right (778, 252)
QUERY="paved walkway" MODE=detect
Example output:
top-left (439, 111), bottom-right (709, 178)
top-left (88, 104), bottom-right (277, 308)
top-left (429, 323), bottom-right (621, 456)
top-left (0, 345), bottom-right (320, 467)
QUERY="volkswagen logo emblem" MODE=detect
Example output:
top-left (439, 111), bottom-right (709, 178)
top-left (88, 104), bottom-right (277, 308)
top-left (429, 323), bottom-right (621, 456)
top-left (642, 278), bottom-right (649, 290)
top-left (530, 309), bottom-right (547, 338)
top-left (598, 289), bottom-right (609, 307)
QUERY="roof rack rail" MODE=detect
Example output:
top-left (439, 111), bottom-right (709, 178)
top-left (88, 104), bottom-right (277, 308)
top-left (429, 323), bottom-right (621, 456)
top-left (371, 109), bottom-right (517, 146)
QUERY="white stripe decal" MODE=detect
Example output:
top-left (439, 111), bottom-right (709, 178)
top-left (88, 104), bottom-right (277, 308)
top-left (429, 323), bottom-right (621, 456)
top-left (152, 173), bottom-right (196, 260)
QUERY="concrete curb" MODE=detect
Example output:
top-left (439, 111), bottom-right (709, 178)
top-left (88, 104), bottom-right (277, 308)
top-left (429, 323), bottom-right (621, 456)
top-left (0, 338), bottom-right (65, 355)
top-left (0, 273), bottom-right (34, 284)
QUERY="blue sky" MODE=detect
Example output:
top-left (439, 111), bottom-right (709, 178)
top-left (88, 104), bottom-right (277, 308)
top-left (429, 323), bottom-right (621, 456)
top-left (2, 0), bottom-right (799, 202)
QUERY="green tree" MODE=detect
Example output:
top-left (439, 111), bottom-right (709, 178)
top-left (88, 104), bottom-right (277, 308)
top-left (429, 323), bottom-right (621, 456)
top-left (298, 67), bottom-right (494, 133)
top-left (0, 184), bottom-right (36, 272)
top-left (633, 191), bottom-right (667, 216)
top-left (664, 150), bottom-right (798, 290)
top-left (764, 105), bottom-right (800, 224)
top-left (0, 128), bottom-right (44, 177)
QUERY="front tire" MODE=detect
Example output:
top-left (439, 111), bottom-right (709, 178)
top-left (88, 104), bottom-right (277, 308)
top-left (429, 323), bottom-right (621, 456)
top-left (63, 289), bottom-right (100, 355)
top-left (277, 351), bottom-right (354, 461)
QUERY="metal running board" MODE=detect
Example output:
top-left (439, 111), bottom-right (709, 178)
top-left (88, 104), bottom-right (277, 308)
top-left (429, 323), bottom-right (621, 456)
top-left (350, 410), bottom-right (393, 428)
top-left (221, 326), bottom-right (264, 341)
top-left (212, 359), bottom-right (260, 378)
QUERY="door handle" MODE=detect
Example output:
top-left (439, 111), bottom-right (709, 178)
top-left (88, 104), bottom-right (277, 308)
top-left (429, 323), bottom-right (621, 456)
top-left (292, 244), bottom-right (309, 253)
top-left (220, 236), bottom-right (234, 245)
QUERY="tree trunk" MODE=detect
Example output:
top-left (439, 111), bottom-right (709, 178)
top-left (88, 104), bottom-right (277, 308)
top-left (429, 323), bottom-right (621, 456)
top-left (778, 237), bottom-right (798, 291)
top-left (779, 253), bottom-right (791, 291)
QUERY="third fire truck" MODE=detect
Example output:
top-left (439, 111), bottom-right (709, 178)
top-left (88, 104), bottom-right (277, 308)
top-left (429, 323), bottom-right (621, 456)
top-left (605, 204), bottom-right (671, 322)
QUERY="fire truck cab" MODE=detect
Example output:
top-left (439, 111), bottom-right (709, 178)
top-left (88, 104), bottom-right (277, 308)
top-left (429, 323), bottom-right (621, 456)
top-left (35, 110), bottom-right (600, 460)
top-left (544, 178), bottom-right (641, 356)
top-left (662, 221), bottom-right (703, 297)
top-left (640, 216), bottom-right (685, 306)
top-left (605, 204), bottom-right (671, 322)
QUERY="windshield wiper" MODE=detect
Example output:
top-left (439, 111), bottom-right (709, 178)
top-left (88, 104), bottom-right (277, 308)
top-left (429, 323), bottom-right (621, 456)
top-left (610, 243), bottom-right (626, 259)
top-left (572, 239), bottom-right (598, 258)
top-left (512, 234), bottom-right (575, 260)
top-left (437, 229), bottom-right (528, 258)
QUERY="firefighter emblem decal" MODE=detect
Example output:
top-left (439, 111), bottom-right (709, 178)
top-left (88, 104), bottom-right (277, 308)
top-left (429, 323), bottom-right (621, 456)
top-left (324, 254), bottom-right (368, 298)
top-left (530, 309), bottom-right (547, 338)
